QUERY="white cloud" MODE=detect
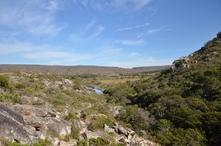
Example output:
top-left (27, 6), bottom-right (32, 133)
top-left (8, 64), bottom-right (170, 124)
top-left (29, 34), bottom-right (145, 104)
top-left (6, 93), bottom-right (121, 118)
top-left (0, 0), bottom-right (66, 37)
top-left (21, 51), bottom-right (93, 62)
top-left (116, 39), bottom-right (146, 46)
top-left (96, 46), bottom-right (123, 56)
top-left (85, 20), bottom-right (95, 32)
top-left (0, 42), bottom-right (46, 55)
top-left (137, 28), bottom-right (160, 38)
top-left (94, 25), bottom-right (104, 36)
top-left (116, 27), bottom-right (133, 32)
top-left (110, 0), bottom-right (152, 13)
top-left (69, 20), bottom-right (104, 41)
top-left (116, 22), bottom-right (149, 32)
top-left (72, 0), bottom-right (152, 14)
top-left (135, 23), bottom-right (149, 28)
top-left (128, 52), bottom-right (141, 57)
top-left (0, 41), bottom-right (94, 64)
top-left (108, 56), bottom-right (173, 68)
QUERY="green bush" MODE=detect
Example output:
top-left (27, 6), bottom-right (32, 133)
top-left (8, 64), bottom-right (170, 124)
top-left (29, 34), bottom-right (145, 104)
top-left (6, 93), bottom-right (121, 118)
top-left (88, 116), bottom-right (114, 131)
top-left (48, 96), bottom-right (66, 105)
top-left (77, 140), bottom-right (87, 146)
top-left (0, 75), bottom-right (10, 89)
top-left (0, 138), bottom-right (28, 146)
top-left (4, 94), bottom-right (23, 104)
top-left (33, 139), bottom-right (52, 146)
top-left (15, 83), bottom-right (26, 89)
top-left (89, 137), bottom-right (110, 146)
top-left (70, 125), bottom-right (80, 139)
top-left (65, 112), bottom-right (80, 121)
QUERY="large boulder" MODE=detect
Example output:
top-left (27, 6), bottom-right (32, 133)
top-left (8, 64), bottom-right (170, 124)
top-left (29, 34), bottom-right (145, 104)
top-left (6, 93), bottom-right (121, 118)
top-left (12, 104), bottom-right (71, 138)
top-left (0, 103), bottom-right (39, 144)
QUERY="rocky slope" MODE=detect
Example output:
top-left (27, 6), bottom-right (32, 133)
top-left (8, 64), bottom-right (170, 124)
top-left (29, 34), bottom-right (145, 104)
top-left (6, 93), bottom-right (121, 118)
top-left (100, 32), bottom-right (221, 146)
top-left (0, 73), bottom-right (159, 146)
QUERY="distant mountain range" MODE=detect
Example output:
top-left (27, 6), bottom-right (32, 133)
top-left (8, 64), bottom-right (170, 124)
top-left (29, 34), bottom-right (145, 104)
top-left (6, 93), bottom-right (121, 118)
top-left (0, 64), bottom-right (170, 75)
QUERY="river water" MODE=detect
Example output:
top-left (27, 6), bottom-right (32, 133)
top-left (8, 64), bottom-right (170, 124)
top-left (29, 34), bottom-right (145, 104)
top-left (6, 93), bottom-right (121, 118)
top-left (93, 88), bottom-right (103, 94)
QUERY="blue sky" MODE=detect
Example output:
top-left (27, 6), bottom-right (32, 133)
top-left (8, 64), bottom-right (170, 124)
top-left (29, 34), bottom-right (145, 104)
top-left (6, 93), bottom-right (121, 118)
top-left (0, 0), bottom-right (220, 68)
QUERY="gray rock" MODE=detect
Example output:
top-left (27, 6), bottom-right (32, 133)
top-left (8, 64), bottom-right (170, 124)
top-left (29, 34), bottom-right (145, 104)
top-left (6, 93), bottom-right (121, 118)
top-left (104, 124), bottom-right (115, 133)
top-left (129, 135), bottom-right (159, 146)
top-left (60, 139), bottom-right (77, 146)
top-left (43, 79), bottom-right (51, 87)
top-left (12, 104), bottom-right (71, 138)
top-left (46, 117), bottom-right (71, 137)
top-left (110, 106), bottom-right (123, 116)
top-left (0, 103), bottom-right (39, 144)
top-left (73, 120), bottom-right (82, 129)
top-left (84, 131), bottom-right (110, 140)
top-left (62, 79), bottom-right (73, 85)
top-left (114, 122), bottom-right (134, 137)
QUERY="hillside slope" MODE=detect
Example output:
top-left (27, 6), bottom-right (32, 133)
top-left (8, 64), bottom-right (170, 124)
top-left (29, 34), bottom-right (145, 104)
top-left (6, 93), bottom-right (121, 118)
top-left (103, 32), bottom-right (221, 146)
top-left (0, 72), bottom-right (159, 145)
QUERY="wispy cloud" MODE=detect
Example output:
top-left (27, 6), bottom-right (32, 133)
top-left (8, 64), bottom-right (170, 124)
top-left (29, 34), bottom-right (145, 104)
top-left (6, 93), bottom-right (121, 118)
top-left (128, 52), bottom-right (141, 58)
top-left (94, 25), bottom-right (104, 36)
top-left (0, 42), bottom-right (125, 66)
top-left (137, 28), bottom-right (160, 38)
top-left (72, 0), bottom-right (152, 14)
top-left (22, 51), bottom-right (93, 62)
top-left (0, 0), bottom-right (66, 37)
top-left (96, 46), bottom-right (123, 57)
top-left (116, 39), bottom-right (146, 46)
top-left (0, 42), bottom-right (35, 55)
top-left (68, 20), bottom-right (104, 42)
top-left (116, 22), bottom-right (149, 32)
top-left (0, 42), bottom-right (94, 64)
top-left (83, 20), bottom-right (96, 34)
top-left (109, 0), bottom-right (152, 13)
top-left (108, 56), bottom-right (173, 68)
top-left (135, 23), bottom-right (149, 28)
top-left (116, 27), bottom-right (133, 32)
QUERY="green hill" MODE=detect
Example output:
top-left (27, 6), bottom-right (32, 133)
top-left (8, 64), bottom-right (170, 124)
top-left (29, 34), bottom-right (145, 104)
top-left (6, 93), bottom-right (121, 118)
top-left (103, 32), bottom-right (221, 146)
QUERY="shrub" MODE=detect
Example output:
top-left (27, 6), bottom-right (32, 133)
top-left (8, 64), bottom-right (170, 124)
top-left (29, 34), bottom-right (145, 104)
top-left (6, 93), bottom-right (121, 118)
top-left (77, 140), bottom-right (87, 146)
top-left (65, 112), bottom-right (80, 121)
top-left (89, 137), bottom-right (110, 146)
top-left (4, 94), bottom-right (23, 104)
top-left (0, 138), bottom-right (29, 146)
top-left (48, 97), bottom-right (66, 105)
top-left (70, 125), bottom-right (80, 139)
top-left (88, 116), bottom-right (114, 131)
top-left (33, 139), bottom-right (52, 146)
top-left (15, 83), bottom-right (26, 89)
top-left (0, 75), bottom-right (10, 89)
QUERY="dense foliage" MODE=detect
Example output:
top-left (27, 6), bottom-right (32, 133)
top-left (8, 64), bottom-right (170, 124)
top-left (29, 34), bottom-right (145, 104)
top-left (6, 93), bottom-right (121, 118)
top-left (103, 33), bottom-right (221, 145)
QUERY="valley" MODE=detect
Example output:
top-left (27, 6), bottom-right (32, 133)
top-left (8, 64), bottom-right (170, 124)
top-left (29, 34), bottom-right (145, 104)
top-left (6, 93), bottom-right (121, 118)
top-left (0, 32), bottom-right (221, 146)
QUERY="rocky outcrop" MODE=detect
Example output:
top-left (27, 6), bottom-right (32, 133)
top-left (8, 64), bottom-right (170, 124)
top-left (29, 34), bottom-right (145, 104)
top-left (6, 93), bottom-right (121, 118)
top-left (130, 135), bottom-right (158, 146)
top-left (0, 102), bottom-right (158, 146)
top-left (11, 104), bottom-right (71, 138)
top-left (0, 103), bottom-right (39, 144)
top-left (217, 31), bottom-right (221, 39)
top-left (110, 106), bottom-right (123, 116)
top-left (113, 122), bottom-right (159, 146)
